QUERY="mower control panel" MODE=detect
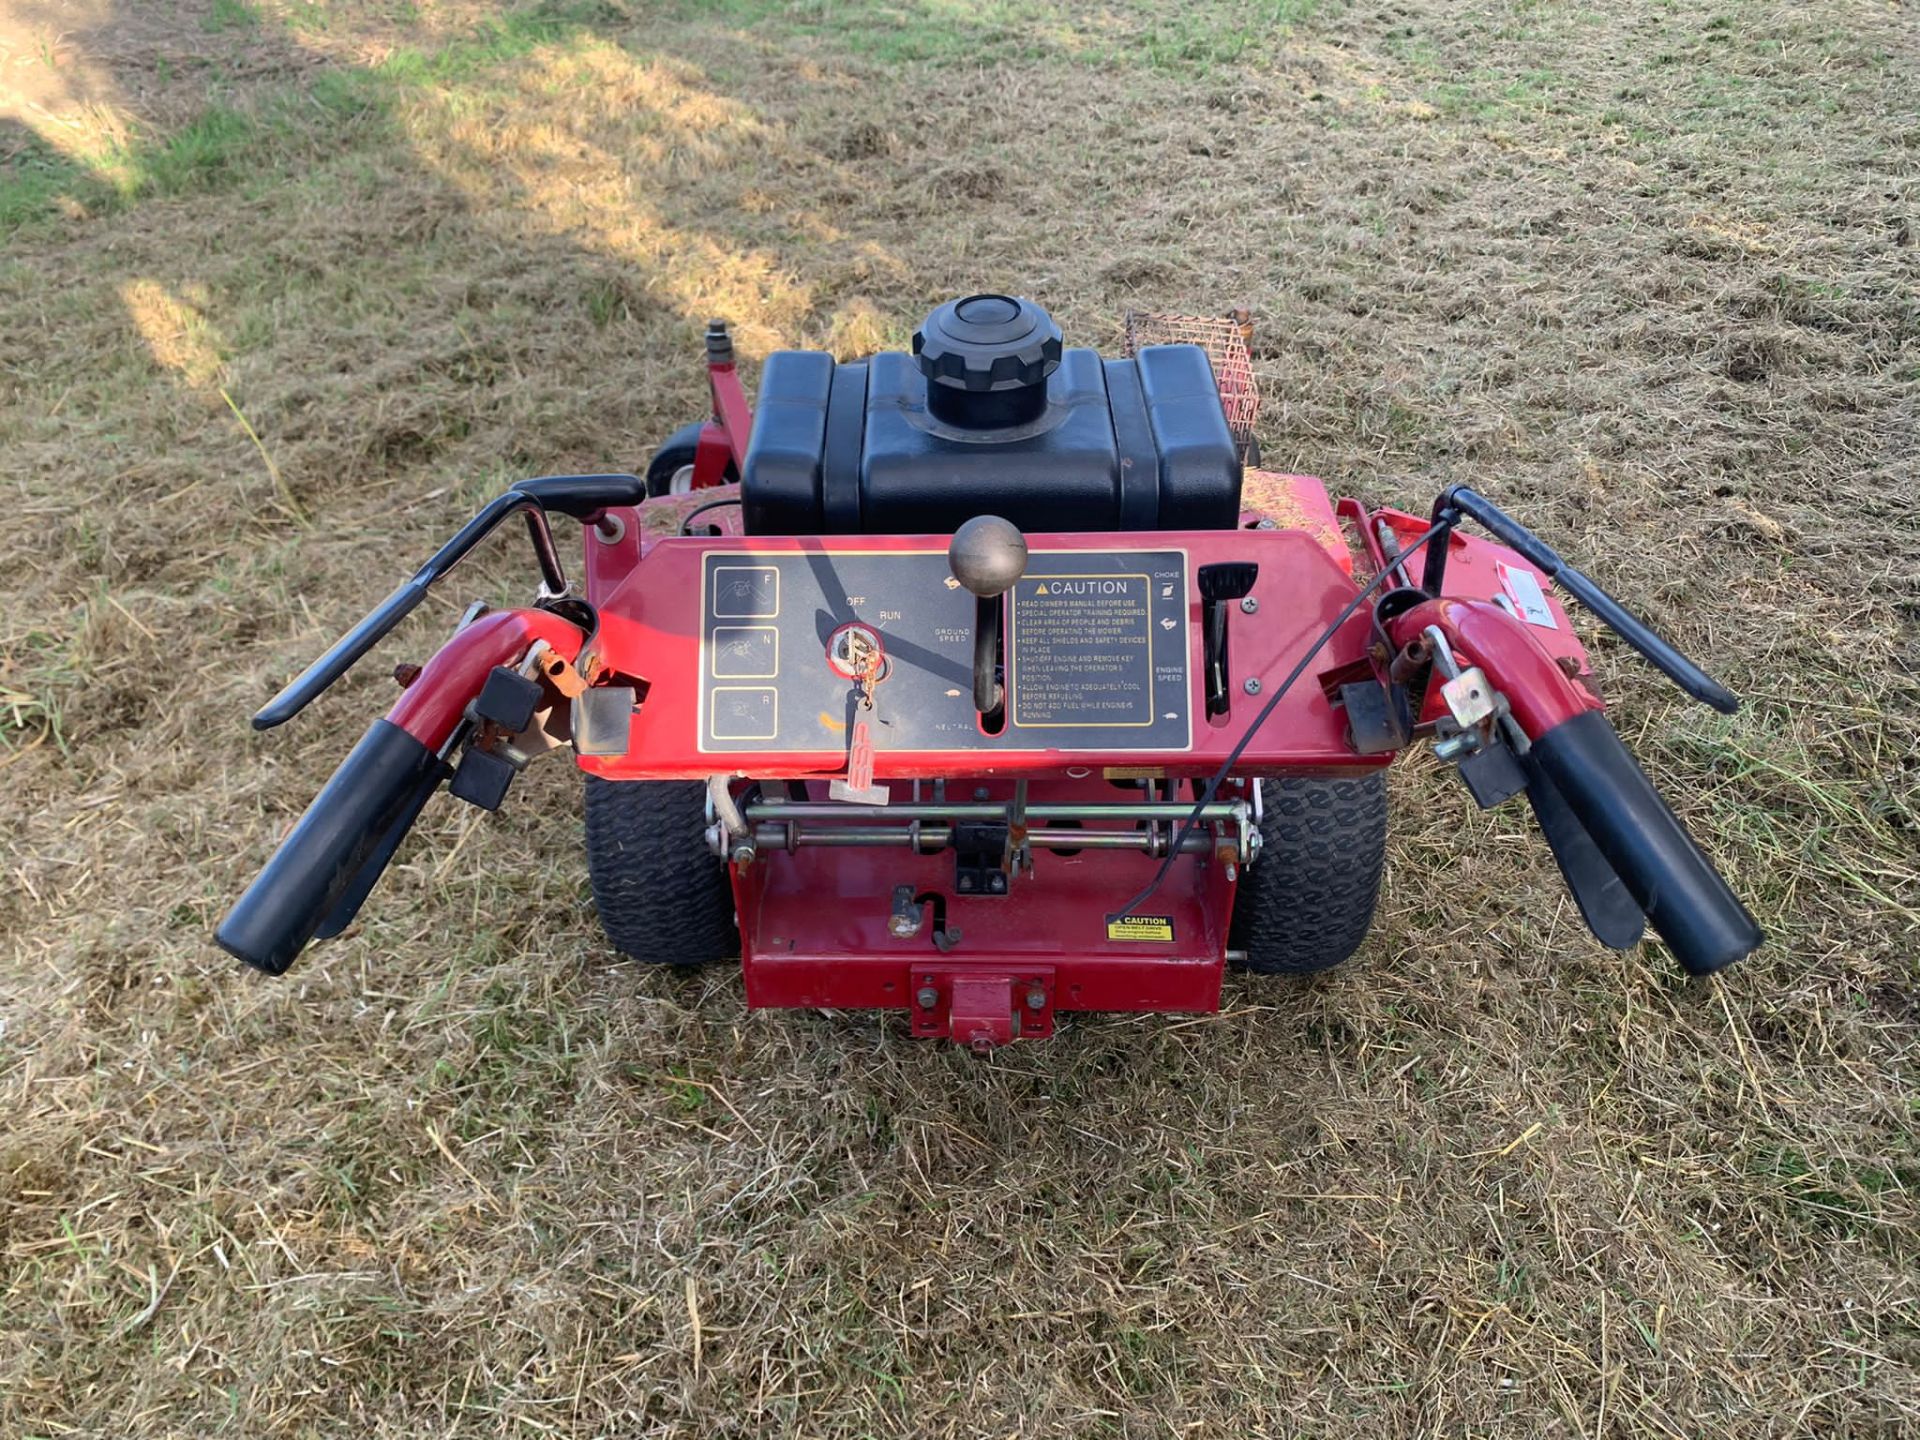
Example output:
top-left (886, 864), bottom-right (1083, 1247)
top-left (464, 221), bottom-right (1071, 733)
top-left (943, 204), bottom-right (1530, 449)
top-left (698, 549), bottom-right (1192, 754)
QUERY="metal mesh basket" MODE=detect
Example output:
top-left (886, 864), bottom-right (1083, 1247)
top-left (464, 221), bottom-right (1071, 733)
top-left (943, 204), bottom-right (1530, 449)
top-left (1122, 310), bottom-right (1260, 456)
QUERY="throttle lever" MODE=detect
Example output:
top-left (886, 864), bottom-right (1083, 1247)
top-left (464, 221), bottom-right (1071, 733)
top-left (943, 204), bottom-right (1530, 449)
top-left (1423, 485), bottom-right (1740, 715)
top-left (1197, 562), bottom-right (1258, 717)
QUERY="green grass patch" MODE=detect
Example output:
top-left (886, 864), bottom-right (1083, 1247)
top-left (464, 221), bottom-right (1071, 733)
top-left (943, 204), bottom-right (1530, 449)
top-left (0, 138), bottom-right (92, 233)
top-left (1, 108), bottom-right (277, 235)
top-left (140, 106), bottom-right (261, 194)
top-left (0, 0), bottom-right (1341, 238)
top-left (0, 2), bottom-right (614, 238)
top-left (673, 0), bottom-right (1325, 70)
top-left (371, 4), bottom-right (603, 86)
top-left (203, 0), bottom-right (262, 32)
top-left (1747, 1143), bottom-right (1920, 1239)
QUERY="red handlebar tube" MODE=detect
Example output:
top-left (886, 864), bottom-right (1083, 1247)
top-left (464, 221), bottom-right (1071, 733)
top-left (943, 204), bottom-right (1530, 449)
top-left (1384, 596), bottom-right (1601, 738)
top-left (387, 608), bottom-right (587, 749)
top-left (1390, 594), bottom-right (1760, 976)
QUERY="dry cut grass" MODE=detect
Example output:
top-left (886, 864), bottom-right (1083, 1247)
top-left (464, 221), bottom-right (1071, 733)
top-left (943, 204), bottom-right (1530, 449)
top-left (1, 1), bottom-right (1916, 1435)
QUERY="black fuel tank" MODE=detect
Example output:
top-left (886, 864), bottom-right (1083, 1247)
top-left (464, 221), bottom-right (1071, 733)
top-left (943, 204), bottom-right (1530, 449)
top-left (740, 295), bottom-right (1242, 535)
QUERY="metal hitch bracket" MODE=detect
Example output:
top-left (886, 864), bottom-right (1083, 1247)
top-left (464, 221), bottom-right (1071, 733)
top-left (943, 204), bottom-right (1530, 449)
top-left (911, 969), bottom-right (1054, 1049)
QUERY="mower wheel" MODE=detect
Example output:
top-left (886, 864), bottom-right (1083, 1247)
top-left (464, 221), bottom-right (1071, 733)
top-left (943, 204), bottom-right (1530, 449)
top-left (1230, 774), bottom-right (1388, 975)
top-left (583, 777), bottom-right (737, 966)
top-left (645, 422), bottom-right (738, 497)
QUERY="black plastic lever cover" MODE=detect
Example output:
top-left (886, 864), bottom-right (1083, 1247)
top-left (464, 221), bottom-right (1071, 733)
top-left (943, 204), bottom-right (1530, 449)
top-left (510, 473), bottom-right (646, 519)
top-left (1522, 756), bottom-right (1646, 950)
top-left (1530, 710), bottom-right (1761, 976)
top-left (217, 719), bottom-right (448, 975)
top-left (1198, 562), bottom-right (1257, 718)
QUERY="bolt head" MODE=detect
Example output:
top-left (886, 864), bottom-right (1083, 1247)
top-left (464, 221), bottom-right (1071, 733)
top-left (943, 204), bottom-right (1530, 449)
top-left (1025, 986), bottom-right (1046, 1011)
top-left (916, 986), bottom-right (939, 1009)
top-left (1243, 677), bottom-right (1262, 695)
top-left (1240, 596), bottom-right (1259, 614)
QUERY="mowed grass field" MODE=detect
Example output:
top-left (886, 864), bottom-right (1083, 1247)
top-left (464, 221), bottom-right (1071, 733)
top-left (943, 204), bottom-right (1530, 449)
top-left (2, 0), bottom-right (1916, 1434)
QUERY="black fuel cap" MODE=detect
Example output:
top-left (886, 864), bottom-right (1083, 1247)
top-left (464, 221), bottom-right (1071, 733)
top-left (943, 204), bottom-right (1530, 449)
top-left (912, 293), bottom-right (1063, 429)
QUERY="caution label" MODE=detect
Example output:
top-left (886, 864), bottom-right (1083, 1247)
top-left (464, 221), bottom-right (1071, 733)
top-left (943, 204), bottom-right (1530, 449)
top-left (1011, 571), bottom-right (1155, 727)
top-left (1107, 914), bottom-right (1176, 942)
top-left (1497, 560), bottom-right (1558, 629)
top-left (697, 548), bottom-right (1189, 754)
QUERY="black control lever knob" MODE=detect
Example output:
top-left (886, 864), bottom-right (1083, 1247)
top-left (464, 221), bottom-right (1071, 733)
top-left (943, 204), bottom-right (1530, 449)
top-left (948, 515), bottom-right (1028, 598)
top-left (948, 515), bottom-right (1027, 716)
top-left (1198, 562), bottom-right (1257, 604)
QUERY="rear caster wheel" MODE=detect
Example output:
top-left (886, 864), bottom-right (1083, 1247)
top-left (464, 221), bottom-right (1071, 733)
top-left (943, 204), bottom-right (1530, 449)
top-left (584, 777), bottom-right (736, 965)
top-left (1229, 773), bottom-right (1388, 975)
top-left (644, 422), bottom-right (739, 497)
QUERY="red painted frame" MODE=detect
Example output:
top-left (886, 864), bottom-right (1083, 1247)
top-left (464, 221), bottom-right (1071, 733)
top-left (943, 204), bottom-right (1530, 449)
top-left (389, 608), bottom-right (585, 749)
top-left (579, 522), bottom-right (1385, 783)
top-left (1385, 596), bottom-right (1602, 738)
top-left (361, 342), bottom-right (1602, 1040)
top-left (732, 775), bottom-right (1235, 1040)
top-left (688, 349), bottom-right (753, 487)
top-left (546, 465), bottom-right (1602, 1033)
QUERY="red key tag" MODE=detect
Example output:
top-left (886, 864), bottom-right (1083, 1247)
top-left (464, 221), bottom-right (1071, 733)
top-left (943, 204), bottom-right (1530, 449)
top-left (829, 716), bottom-right (889, 804)
top-left (848, 719), bottom-right (876, 791)
top-left (828, 623), bottom-right (889, 804)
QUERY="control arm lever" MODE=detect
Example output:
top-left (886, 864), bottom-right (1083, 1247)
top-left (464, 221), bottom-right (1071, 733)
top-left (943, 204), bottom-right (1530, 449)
top-left (1423, 485), bottom-right (1740, 715)
top-left (253, 474), bottom-right (643, 730)
top-left (947, 515), bottom-right (1028, 716)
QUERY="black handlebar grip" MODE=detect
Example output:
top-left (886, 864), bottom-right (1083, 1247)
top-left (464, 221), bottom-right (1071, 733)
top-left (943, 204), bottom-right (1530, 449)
top-left (1530, 710), bottom-right (1762, 976)
top-left (216, 719), bottom-right (448, 975)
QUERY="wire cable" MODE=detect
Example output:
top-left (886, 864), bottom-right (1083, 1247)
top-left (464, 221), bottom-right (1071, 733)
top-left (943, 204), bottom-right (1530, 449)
top-left (1107, 518), bottom-right (1450, 922)
top-left (679, 495), bottom-right (744, 536)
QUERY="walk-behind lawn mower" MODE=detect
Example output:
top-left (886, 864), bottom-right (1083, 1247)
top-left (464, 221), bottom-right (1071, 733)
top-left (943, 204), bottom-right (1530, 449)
top-left (219, 294), bottom-right (1761, 1049)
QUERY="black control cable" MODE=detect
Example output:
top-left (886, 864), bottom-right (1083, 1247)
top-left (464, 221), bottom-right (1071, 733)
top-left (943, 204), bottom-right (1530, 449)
top-left (679, 495), bottom-right (744, 536)
top-left (1108, 519), bottom-right (1450, 923)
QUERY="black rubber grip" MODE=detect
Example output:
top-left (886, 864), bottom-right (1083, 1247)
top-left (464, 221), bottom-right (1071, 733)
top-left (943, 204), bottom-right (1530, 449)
top-left (1530, 710), bottom-right (1762, 976)
top-left (511, 472), bottom-right (646, 519)
top-left (217, 719), bottom-right (447, 975)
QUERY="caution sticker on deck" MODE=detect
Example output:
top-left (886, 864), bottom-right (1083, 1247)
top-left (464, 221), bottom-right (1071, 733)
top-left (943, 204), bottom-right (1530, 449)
top-left (1107, 914), bottom-right (1176, 942)
top-left (1496, 560), bottom-right (1558, 629)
